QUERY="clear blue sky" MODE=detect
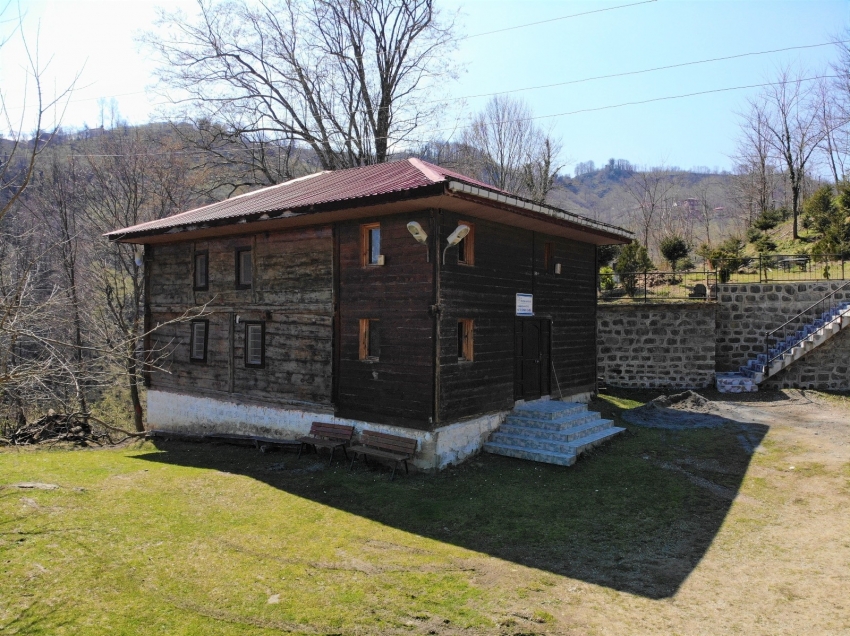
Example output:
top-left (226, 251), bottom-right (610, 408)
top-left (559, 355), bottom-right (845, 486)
top-left (3, 0), bottom-right (848, 172)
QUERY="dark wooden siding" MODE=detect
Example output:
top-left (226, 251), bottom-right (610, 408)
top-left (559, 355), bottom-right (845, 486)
top-left (438, 211), bottom-right (596, 422)
top-left (335, 211), bottom-right (435, 428)
top-left (146, 227), bottom-right (334, 406)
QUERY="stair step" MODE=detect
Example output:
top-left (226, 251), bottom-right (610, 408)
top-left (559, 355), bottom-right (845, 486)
top-left (511, 400), bottom-right (586, 420)
top-left (492, 420), bottom-right (617, 453)
top-left (483, 442), bottom-right (577, 466)
top-left (499, 418), bottom-right (615, 442)
top-left (504, 409), bottom-right (600, 430)
top-left (567, 426), bottom-right (626, 454)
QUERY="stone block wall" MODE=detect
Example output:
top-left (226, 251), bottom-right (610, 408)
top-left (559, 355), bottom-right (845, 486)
top-left (715, 281), bottom-right (850, 390)
top-left (597, 303), bottom-right (716, 389)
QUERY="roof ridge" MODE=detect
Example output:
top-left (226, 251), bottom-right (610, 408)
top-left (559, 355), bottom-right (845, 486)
top-left (407, 157), bottom-right (446, 183)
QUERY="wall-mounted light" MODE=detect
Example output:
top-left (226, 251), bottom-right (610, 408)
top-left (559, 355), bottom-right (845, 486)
top-left (443, 224), bottom-right (470, 264)
top-left (555, 263), bottom-right (562, 275)
top-left (134, 246), bottom-right (144, 267)
top-left (407, 221), bottom-right (429, 262)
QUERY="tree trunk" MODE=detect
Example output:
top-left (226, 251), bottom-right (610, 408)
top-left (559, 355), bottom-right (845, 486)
top-left (127, 353), bottom-right (144, 432)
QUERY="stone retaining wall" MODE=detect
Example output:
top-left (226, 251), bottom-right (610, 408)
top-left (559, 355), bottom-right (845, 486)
top-left (715, 282), bottom-right (850, 390)
top-left (597, 303), bottom-right (716, 389)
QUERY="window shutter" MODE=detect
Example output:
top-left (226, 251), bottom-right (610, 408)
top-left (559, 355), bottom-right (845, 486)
top-left (246, 323), bottom-right (263, 366)
top-left (240, 250), bottom-right (253, 286)
top-left (194, 253), bottom-right (207, 289)
top-left (191, 321), bottom-right (206, 360)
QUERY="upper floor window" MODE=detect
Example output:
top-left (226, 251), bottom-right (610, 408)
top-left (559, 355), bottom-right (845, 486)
top-left (236, 247), bottom-right (252, 289)
top-left (244, 321), bottom-right (265, 368)
top-left (359, 319), bottom-right (380, 360)
top-left (190, 320), bottom-right (209, 362)
top-left (361, 223), bottom-right (382, 266)
top-left (457, 221), bottom-right (474, 265)
top-left (193, 250), bottom-right (208, 290)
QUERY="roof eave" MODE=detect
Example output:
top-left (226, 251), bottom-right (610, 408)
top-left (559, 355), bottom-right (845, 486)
top-left (106, 182), bottom-right (448, 242)
top-left (445, 181), bottom-right (632, 244)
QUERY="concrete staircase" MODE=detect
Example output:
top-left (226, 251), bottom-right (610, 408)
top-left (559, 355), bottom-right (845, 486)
top-left (717, 298), bottom-right (850, 393)
top-left (483, 400), bottom-right (624, 466)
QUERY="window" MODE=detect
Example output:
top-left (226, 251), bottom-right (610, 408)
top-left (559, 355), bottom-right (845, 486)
top-left (236, 247), bottom-right (252, 289)
top-left (244, 322), bottom-right (265, 367)
top-left (361, 223), bottom-right (381, 265)
top-left (193, 250), bottom-right (208, 290)
top-left (359, 319), bottom-right (380, 360)
top-left (543, 242), bottom-right (554, 274)
top-left (458, 319), bottom-right (474, 362)
top-left (190, 320), bottom-right (208, 362)
top-left (457, 221), bottom-right (474, 265)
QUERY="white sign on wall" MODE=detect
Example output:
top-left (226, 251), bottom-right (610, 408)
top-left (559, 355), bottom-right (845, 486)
top-left (516, 293), bottom-right (534, 316)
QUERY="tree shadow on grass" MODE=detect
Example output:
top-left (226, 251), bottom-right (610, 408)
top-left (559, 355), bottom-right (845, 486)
top-left (133, 405), bottom-right (768, 600)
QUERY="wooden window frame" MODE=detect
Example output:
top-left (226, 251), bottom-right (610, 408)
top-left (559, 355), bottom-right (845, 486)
top-left (360, 222), bottom-right (381, 266)
top-left (235, 247), bottom-right (252, 289)
top-left (359, 318), bottom-right (380, 361)
top-left (244, 321), bottom-right (265, 368)
top-left (457, 221), bottom-right (474, 266)
top-left (189, 319), bottom-right (209, 363)
top-left (193, 250), bottom-right (209, 291)
top-left (458, 319), bottom-right (474, 362)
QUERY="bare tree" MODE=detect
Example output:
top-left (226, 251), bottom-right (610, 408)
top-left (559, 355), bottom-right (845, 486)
top-left (752, 67), bottom-right (825, 239)
top-left (623, 165), bottom-right (676, 251)
top-left (83, 126), bottom-right (204, 431)
top-left (458, 96), bottom-right (563, 203)
top-left (813, 71), bottom-right (850, 187)
top-left (25, 151), bottom-right (92, 413)
top-left (0, 7), bottom-right (77, 224)
top-left (144, 0), bottom-right (458, 174)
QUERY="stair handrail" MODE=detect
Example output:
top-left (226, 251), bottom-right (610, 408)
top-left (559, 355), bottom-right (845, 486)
top-left (764, 281), bottom-right (850, 367)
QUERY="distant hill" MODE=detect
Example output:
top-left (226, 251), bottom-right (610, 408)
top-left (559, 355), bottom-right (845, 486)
top-left (547, 164), bottom-right (737, 233)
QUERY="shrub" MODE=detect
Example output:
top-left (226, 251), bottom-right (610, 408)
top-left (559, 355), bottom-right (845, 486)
top-left (752, 208), bottom-right (783, 231)
top-left (659, 235), bottom-right (690, 271)
top-left (614, 242), bottom-right (653, 296)
top-left (599, 266), bottom-right (615, 291)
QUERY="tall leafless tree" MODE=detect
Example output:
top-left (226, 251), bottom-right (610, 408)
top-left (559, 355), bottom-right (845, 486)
top-left (623, 165), bottom-right (677, 251)
top-left (144, 0), bottom-right (458, 175)
top-left (750, 67), bottom-right (825, 240)
top-left (458, 96), bottom-right (563, 203)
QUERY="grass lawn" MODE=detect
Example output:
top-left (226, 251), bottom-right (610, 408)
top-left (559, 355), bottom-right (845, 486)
top-left (1, 390), bottom-right (848, 635)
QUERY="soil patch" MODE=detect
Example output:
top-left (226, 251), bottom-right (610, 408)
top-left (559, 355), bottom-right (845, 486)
top-left (622, 390), bottom-right (732, 429)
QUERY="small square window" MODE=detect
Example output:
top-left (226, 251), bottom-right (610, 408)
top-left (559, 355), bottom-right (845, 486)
top-left (190, 320), bottom-right (208, 362)
top-left (359, 319), bottom-right (380, 360)
top-left (244, 322), bottom-right (265, 367)
top-left (236, 247), bottom-right (252, 288)
top-left (193, 251), bottom-right (208, 290)
top-left (361, 223), bottom-right (381, 265)
top-left (457, 222), bottom-right (474, 265)
top-left (458, 319), bottom-right (473, 362)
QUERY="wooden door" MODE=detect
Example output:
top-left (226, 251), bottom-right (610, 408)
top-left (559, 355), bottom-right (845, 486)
top-left (514, 319), bottom-right (551, 401)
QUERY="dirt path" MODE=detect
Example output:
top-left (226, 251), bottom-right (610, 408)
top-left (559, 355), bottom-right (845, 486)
top-left (472, 389), bottom-right (850, 635)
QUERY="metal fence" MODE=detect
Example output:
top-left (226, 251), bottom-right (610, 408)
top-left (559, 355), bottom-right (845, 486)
top-left (599, 271), bottom-right (718, 303)
top-left (599, 254), bottom-right (850, 303)
top-left (712, 254), bottom-right (850, 283)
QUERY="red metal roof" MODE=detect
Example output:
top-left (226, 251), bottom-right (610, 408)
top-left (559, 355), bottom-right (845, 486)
top-left (107, 158), bottom-right (503, 239)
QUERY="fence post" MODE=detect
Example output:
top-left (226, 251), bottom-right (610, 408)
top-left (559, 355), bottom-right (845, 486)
top-left (842, 257), bottom-right (845, 281)
top-left (644, 271), bottom-right (647, 302)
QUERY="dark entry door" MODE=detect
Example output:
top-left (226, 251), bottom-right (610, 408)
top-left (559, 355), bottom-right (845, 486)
top-left (514, 319), bottom-right (551, 401)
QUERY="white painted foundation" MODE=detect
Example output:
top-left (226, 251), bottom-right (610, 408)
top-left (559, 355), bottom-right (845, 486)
top-left (146, 390), bottom-right (508, 471)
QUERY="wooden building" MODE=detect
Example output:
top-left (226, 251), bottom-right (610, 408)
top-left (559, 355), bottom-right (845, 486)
top-left (108, 159), bottom-right (631, 469)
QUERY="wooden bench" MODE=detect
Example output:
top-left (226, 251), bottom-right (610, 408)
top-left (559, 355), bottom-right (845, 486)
top-left (348, 430), bottom-right (417, 480)
top-left (297, 422), bottom-right (355, 466)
